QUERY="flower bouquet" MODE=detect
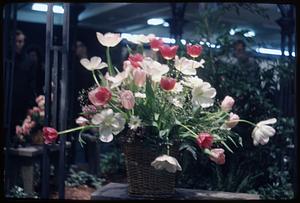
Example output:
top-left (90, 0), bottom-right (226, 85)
top-left (15, 95), bottom-right (45, 146)
top-left (43, 32), bottom-right (277, 197)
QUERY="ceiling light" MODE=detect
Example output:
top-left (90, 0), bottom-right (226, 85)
top-left (229, 29), bottom-right (235, 35)
top-left (147, 18), bottom-right (165, 26)
top-left (181, 39), bottom-right (186, 45)
top-left (163, 22), bottom-right (169, 27)
top-left (256, 48), bottom-right (295, 57)
top-left (32, 3), bottom-right (64, 14)
top-left (244, 31), bottom-right (255, 38)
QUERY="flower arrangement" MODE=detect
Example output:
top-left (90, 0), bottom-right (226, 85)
top-left (43, 32), bottom-right (277, 174)
top-left (15, 95), bottom-right (45, 145)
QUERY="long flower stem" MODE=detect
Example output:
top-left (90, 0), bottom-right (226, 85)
top-left (58, 125), bottom-right (98, 135)
top-left (92, 70), bottom-right (101, 87)
top-left (227, 119), bottom-right (257, 127)
top-left (106, 47), bottom-right (114, 76)
top-left (177, 123), bottom-right (198, 137)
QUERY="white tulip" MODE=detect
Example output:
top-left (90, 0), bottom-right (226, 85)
top-left (96, 32), bottom-right (122, 47)
top-left (174, 56), bottom-right (203, 75)
top-left (139, 57), bottom-right (169, 82)
top-left (151, 155), bottom-right (182, 173)
top-left (123, 34), bottom-right (155, 44)
top-left (182, 76), bottom-right (204, 88)
top-left (80, 56), bottom-right (107, 71)
top-left (252, 118), bottom-right (277, 146)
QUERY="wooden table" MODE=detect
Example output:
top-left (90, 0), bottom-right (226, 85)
top-left (6, 142), bottom-right (71, 195)
top-left (91, 182), bottom-right (261, 200)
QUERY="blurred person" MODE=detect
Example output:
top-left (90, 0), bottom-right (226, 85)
top-left (10, 30), bottom-right (37, 137)
top-left (26, 45), bottom-right (45, 96)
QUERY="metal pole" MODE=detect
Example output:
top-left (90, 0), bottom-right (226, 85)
top-left (41, 3), bottom-right (54, 199)
top-left (58, 3), bottom-right (70, 199)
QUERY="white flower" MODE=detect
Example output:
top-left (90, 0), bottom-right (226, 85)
top-left (182, 76), bottom-right (204, 88)
top-left (123, 34), bottom-right (155, 44)
top-left (134, 92), bottom-right (146, 98)
top-left (139, 57), bottom-right (169, 82)
top-left (171, 82), bottom-right (183, 94)
top-left (252, 118), bottom-right (277, 146)
top-left (168, 97), bottom-right (183, 108)
top-left (96, 32), bottom-right (122, 47)
top-left (128, 116), bottom-right (142, 130)
top-left (80, 56), bottom-right (108, 71)
top-left (191, 80), bottom-right (216, 108)
top-left (105, 68), bottom-right (131, 89)
top-left (174, 56), bottom-right (203, 75)
top-left (91, 109), bottom-right (126, 142)
top-left (151, 154), bottom-right (182, 173)
top-left (199, 59), bottom-right (205, 68)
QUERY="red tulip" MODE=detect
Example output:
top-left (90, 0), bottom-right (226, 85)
top-left (159, 45), bottom-right (178, 60)
top-left (209, 148), bottom-right (225, 165)
top-left (128, 53), bottom-right (143, 68)
top-left (196, 132), bottom-right (214, 149)
top-left (160, 77), bottom-right (176, 91)
top-left (88, 87), bottom-right (112, 106)
top-left (43, 127), bottom-right (58, 144)
top-left (186, 44), bottom-right (203, 58)
top-left (150, 38), bottom-right (164, 51)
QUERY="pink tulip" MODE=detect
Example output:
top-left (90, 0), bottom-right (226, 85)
top-left (120, 90), bottom-right (135, 110)
top-left (186, 44), bottom-right (203, 58)
top-left (16, 125), bottom-right (23, 135)
top-left (133, 68), bottom-right (146, 87)
top-left (226, 113), bottom-right (240, 128)
top-left (159, 45), bottom-right (178, 60)
top-left (43, 127), bottom-right (58, 144)
top-left (128, 54), bottom-right (143, 68)
top-left (76, 116), bottom-right (89, 126)
top-left (221, 96), bottom-right (235, 112)
top-left (209, 148), bottom-right (225, 165)
top-left (160, 77), bottom-right (176, 91)
top-left (150, 38), bottom-right (164, 51)
top-left (88, 87), bottom-right (112, 106)
top-left (196, 132), bottom-right (214, 149)
top-left (22, 123), bottom-right (31, 135)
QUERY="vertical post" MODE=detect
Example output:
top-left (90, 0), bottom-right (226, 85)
top-left (3, 3), bottom-right (17, 194)
top-left (41, 3), bottom-right (53, 199)
top-left (58, 3), bottom-right (70, 199)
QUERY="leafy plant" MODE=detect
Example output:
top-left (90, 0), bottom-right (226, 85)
top-left (65, 166), bottom-right (104, 189)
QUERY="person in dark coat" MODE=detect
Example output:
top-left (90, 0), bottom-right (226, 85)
top-left (11, 30), bottom-right (37, 138)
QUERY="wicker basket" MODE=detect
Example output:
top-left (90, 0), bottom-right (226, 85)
top-left (123, 142), bottom-right (178, 198)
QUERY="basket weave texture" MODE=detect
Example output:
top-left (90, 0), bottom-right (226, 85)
top-left (124, 142), bottom-right (177, 198)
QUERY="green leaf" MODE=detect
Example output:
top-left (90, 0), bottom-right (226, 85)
top-left (221, 141), bottom-right (233, 153)
top-left (179, 144), bottom-right (197, 160)
top-left (227, 136), bottom-right (238, 148)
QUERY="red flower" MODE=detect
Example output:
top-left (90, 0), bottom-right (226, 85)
top-left (196, 132), bottom-right (214, 149)
top-left (88, 87), bottom-right (112, 106)
top-left (150, 38), bottom-right (164, 51)
top-left (186, 44), bottom-right (203, 58)
top-left (128, 53), bottom-right (143, 68)
top-left (43, 127), bottom-right (58, 144)
top-left (160, 77), bottom-right (176, 91)
top-left (159, 45), bottom-right (178, 60)
top-left (209, 148), bottom-right (225, 165)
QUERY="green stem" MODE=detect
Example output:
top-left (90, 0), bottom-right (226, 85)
top-left (58, 125), bottom-right (98, 135)
top-left (106, 47), bottom-right (114, 76)
top-left (177, 123), bottom-right (198, 137)
top-left (92, 70), bottom-right (101, 87)
top-left (227, 119), bottom-right (257, 127)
